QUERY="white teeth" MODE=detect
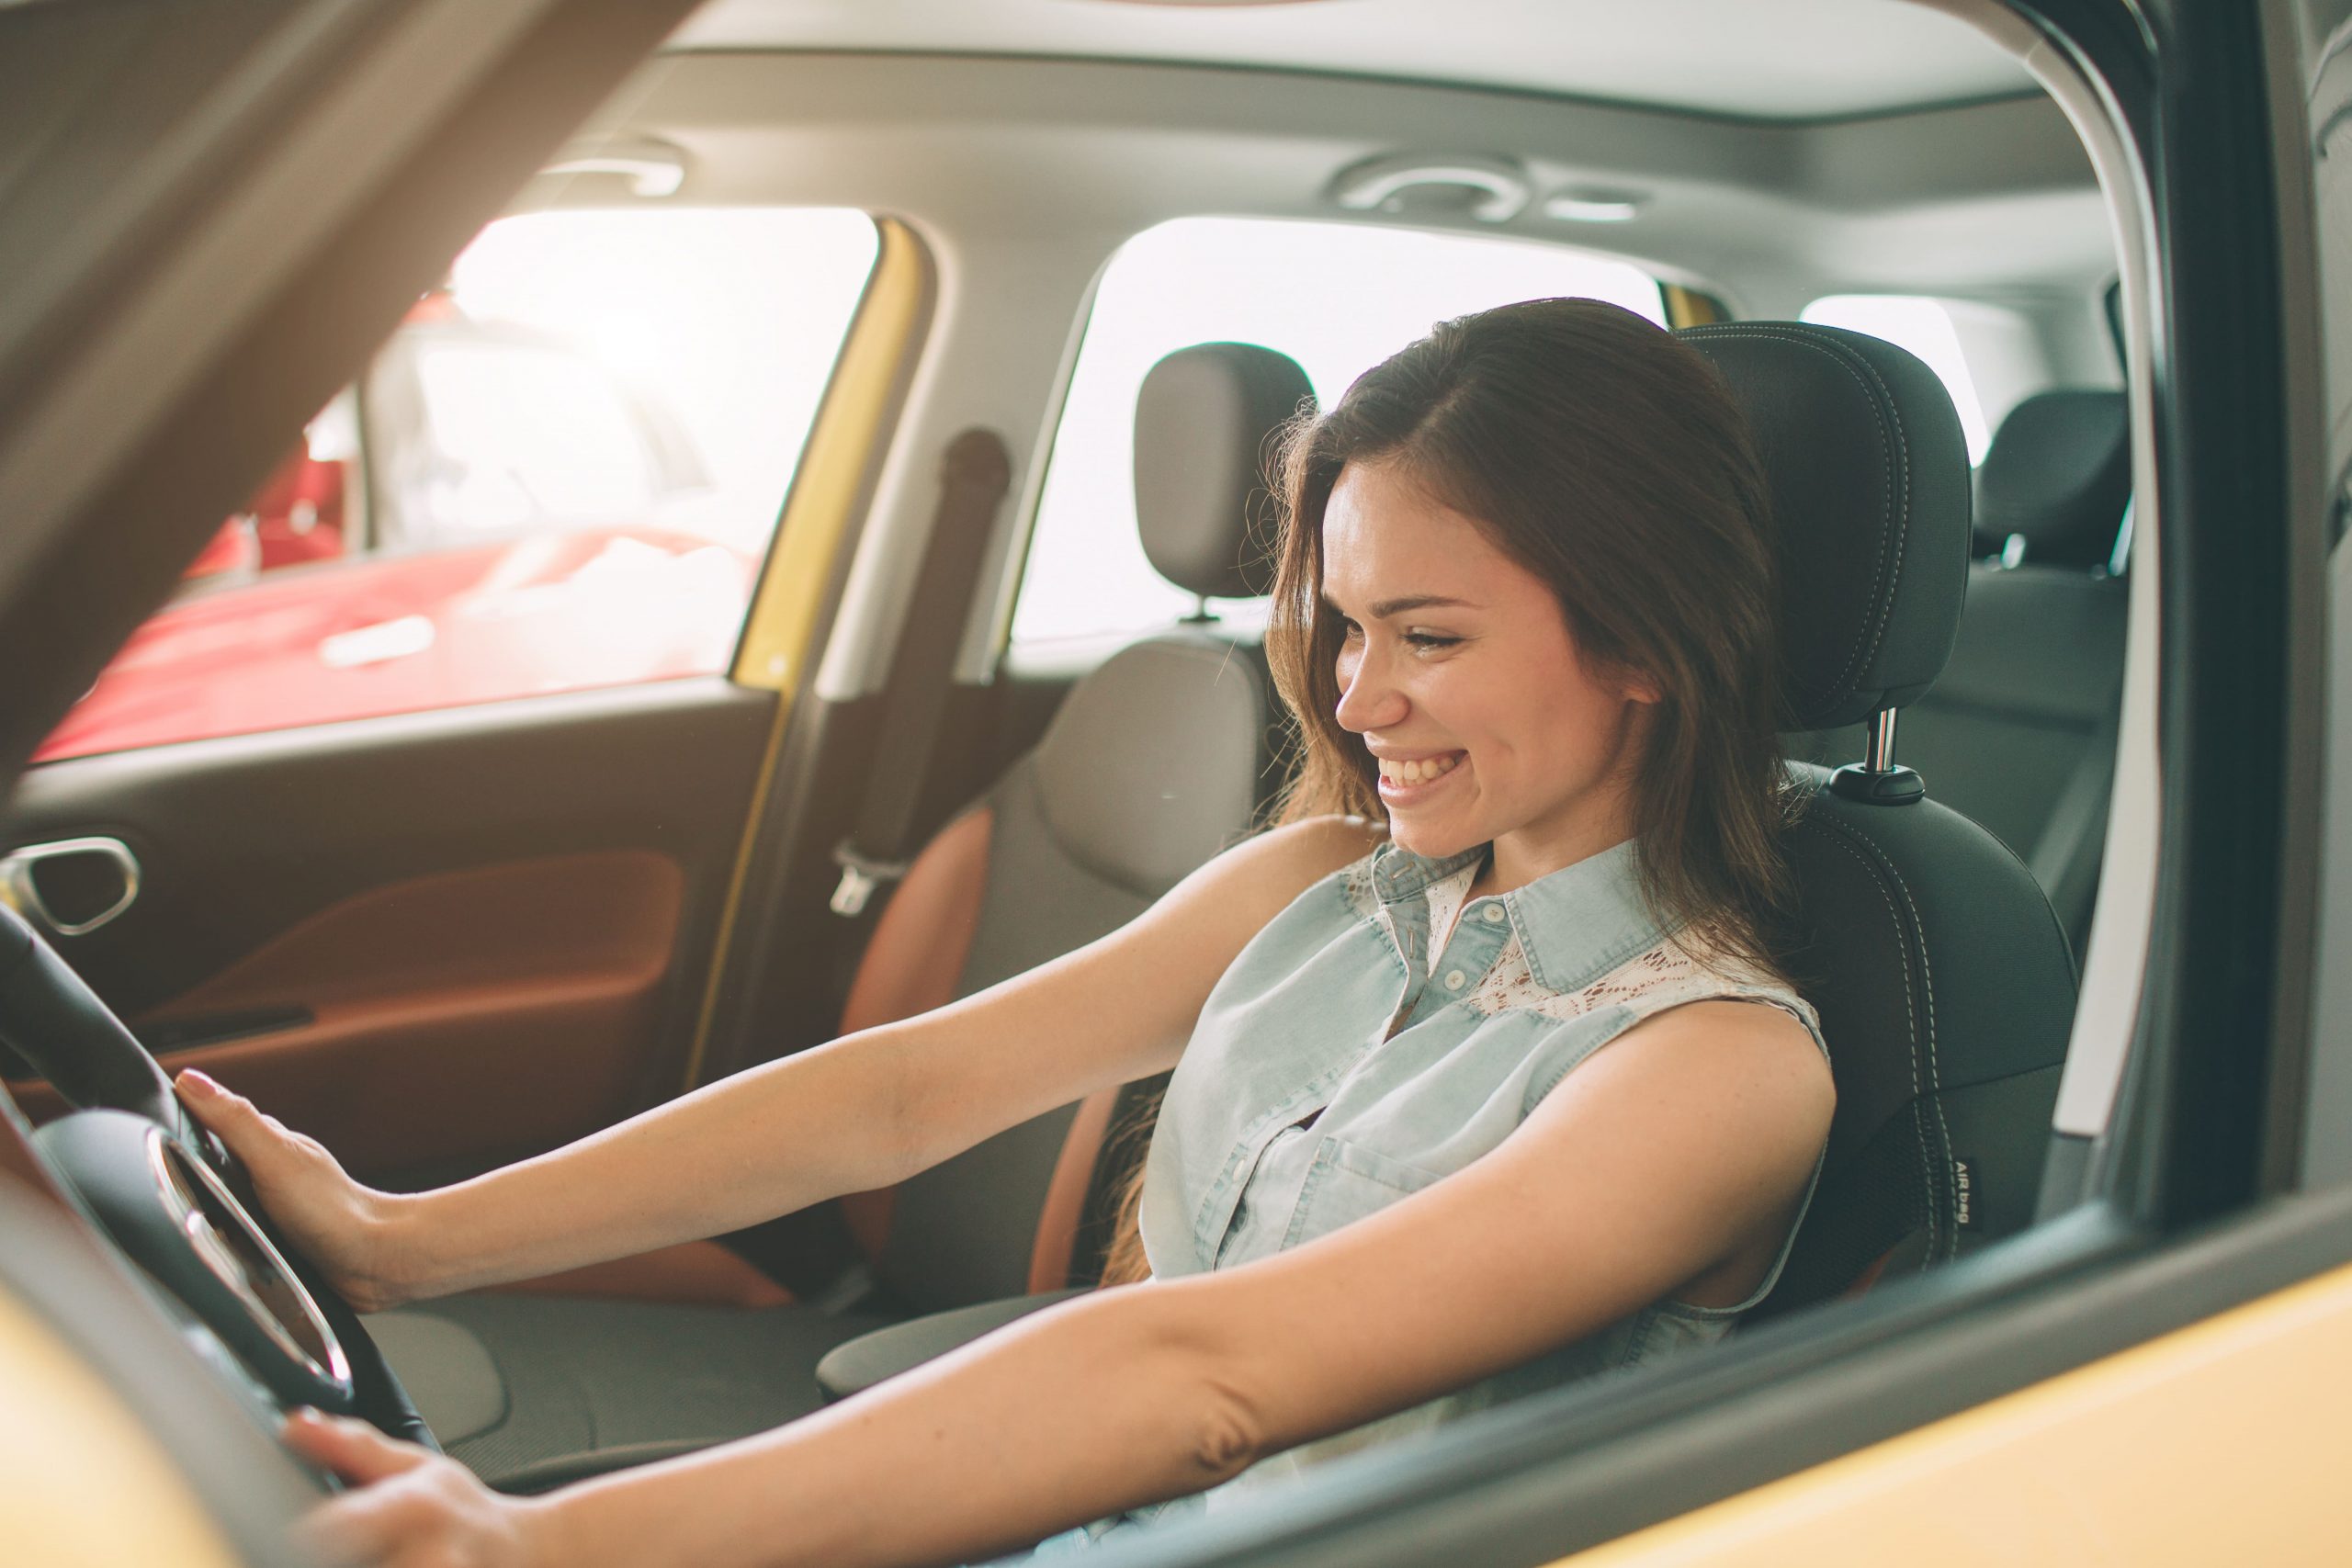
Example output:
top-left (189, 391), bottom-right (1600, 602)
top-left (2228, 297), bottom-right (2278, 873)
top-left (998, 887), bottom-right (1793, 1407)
top-left (1378, 753), bottom-right (1461, 786)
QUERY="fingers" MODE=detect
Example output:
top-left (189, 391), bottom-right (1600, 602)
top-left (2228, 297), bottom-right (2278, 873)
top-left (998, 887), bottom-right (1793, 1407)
top-left (285, 1412), bottom-right (526, 1568)
top-left (282, 1409), bottom-right (435, 1487)
top-left (296, 1481), bottom-right (434, 1568)
top-left (175, 1069), bottom-right (277, 1156)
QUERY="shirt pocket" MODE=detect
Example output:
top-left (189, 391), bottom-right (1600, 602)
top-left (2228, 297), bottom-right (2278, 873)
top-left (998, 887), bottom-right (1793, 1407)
top-left (1282, 1134), bottom-right (1445, 1249)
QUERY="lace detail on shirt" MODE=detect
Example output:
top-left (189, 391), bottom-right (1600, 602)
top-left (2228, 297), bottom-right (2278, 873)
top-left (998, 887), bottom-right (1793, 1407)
top-left (1422, 864), bottom-right (1479, 961)
top-left (1465, 934), bottom-right (1814, 1030)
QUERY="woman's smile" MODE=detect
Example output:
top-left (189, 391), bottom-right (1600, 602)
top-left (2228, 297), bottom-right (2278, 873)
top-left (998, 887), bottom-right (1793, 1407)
top-left (1374, 749), bottom-right (1466, 801)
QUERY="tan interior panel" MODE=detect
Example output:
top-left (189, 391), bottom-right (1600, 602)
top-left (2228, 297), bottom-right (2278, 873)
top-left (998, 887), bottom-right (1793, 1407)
top-left (834, 804), bottom-right (992, 1261)
top-left (492, 1238), bottom-right (795, 1309)
top-left (9, 852), bottom-right (683, 1177)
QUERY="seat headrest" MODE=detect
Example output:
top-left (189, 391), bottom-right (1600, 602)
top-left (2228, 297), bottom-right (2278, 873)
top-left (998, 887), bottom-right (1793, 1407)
top-left (1677, 323), bottom-right (1973, 731)
top-left (1133, 342), bottom-right (1315, 600)
top-left (1971, 389), bottom-right (2132, 568)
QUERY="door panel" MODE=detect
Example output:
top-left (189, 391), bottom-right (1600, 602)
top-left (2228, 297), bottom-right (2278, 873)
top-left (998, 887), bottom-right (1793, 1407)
top-left (0, 677), bottom-right (772, 1180)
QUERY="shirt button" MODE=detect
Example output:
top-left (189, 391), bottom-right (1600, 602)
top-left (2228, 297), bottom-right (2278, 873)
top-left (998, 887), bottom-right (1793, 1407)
top-left (1482, 905), bottom-right (1507, 924)
top-left (1444, 969), bottom-right (1467, 990)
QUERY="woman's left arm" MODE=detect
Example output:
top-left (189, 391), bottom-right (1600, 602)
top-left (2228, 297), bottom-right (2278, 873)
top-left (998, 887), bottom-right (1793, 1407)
top-left (291, 1000), bottom-right (1831, 1568)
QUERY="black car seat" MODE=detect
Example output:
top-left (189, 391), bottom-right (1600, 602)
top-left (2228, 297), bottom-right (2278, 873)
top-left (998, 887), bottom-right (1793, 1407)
top-left (366, 342), bottom-right (1313, 1485)
top-left (1891, 389), bottom-right (2132, 951)
top-left (1677, 324), bottom-right (2081, 1313)
top-left (813, 323), bottom-right (2084, 1399)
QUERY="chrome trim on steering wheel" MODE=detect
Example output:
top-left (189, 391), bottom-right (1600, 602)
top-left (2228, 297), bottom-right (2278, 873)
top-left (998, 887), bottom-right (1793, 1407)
top-left (0, 836), bottom-right (141, 937)
top-left (144, 1129), bottom-right (351, 1392)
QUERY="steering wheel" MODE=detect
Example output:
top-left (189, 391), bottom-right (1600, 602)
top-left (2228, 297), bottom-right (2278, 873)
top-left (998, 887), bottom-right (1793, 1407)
top-left (0, 900), bottom-right (437, 1450)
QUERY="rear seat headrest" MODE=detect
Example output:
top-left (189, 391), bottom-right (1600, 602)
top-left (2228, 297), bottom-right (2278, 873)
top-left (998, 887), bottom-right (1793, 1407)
top-left (1972, 389), bottom-right (2132, 567)
top-left (1678, 322), bottom-right (1972, 731)
top-left (1133, 342), bottom-right (1316, 600)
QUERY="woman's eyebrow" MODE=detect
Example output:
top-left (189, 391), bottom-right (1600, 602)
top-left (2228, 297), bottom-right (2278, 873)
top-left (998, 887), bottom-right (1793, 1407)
top-left (1368, 593), bottom-right (1473, 617)
top-left (1317, 592), bottom-right (1475, 618)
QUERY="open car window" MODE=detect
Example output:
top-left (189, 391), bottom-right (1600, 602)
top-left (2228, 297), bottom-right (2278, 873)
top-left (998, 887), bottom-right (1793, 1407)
top-left (1009, 216), bottom-right (1663, 652)
top-left (35, 206), bottom-right (878, 762)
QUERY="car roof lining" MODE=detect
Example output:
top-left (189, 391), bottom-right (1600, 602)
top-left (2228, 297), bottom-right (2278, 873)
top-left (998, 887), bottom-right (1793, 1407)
top-left (556, 50), bottom-right (2109, 312)
top-left (666, 0), bottom-right (2040, 125)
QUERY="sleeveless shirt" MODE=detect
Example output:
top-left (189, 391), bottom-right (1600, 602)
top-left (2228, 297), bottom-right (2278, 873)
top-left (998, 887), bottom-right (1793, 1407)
top-left (1028, 835), bottom-right (1827, 1555)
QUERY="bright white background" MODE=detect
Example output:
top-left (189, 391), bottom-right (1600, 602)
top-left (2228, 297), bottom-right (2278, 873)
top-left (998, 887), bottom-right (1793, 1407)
top-left (446, 207), bottom-right (880, 556)
top-left (1012, 218), bottom-right (1665, 648)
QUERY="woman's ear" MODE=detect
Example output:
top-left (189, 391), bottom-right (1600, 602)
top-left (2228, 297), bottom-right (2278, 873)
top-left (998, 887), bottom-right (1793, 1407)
top-left (1621, 669), bottom-right (1665, 705)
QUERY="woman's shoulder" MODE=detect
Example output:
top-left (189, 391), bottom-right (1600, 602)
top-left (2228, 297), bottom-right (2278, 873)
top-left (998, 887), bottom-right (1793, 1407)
top-left (1150, 814), bottom-right (1387, 953)
top-left (1229, 814), bottom-right (1389, 899)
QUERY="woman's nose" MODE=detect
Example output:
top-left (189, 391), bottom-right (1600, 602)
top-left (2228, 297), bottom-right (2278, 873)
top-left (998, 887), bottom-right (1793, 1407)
top-left (1334, 646), bottom-right (1408, 733)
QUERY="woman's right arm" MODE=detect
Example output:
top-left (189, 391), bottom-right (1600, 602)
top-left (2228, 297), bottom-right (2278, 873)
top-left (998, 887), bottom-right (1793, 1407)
top-left (179, 815), bottom-right (1383, 1311)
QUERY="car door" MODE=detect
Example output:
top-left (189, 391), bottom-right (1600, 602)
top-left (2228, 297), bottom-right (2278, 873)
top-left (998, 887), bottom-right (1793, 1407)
top-left (0, 0), bottom-right (926, 1194)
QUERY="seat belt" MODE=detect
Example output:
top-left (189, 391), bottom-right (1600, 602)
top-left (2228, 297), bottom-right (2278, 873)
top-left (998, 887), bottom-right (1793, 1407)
top-left (829, 427), bottom-right (1013, 918)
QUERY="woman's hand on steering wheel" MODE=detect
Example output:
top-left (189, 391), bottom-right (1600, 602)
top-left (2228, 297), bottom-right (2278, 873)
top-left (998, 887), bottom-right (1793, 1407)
top-left (175, 1069), bottom-right (418, 1314)
top-left (284, 1410), bottom-right (561, 1568)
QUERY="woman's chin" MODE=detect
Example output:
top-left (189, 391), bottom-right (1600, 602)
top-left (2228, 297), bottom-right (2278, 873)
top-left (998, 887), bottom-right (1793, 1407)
top-left (1384, 813), bottom-right (1483, 862)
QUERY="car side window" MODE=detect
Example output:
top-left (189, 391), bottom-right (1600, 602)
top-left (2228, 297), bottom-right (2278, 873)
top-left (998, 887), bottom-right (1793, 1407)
top-left (1008, 217), bottom-right (1665, 652)
top-left (1798, 294), bottom-right (2052, 464)
top-left (33, 208), bottom-right (880, 763)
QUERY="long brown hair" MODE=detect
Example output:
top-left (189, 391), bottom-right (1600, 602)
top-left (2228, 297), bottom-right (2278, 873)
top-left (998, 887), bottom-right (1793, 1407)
top-left (1097, 298), bottom-right (1794, 1288)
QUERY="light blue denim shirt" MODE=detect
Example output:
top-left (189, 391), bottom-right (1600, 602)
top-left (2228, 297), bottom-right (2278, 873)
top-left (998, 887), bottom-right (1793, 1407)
top-left (1032, 835), bottom-right (1826, 1554)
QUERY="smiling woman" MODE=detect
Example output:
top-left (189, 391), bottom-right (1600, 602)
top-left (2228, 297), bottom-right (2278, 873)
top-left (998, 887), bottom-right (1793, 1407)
top-left (1269, 299), bottom-right (1792, 961)
top-left (164, 295), bottom-right (1836, 1566)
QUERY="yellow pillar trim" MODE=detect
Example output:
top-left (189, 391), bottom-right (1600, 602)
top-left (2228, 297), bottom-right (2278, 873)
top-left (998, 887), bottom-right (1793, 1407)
top-left (1662, 285), bottom-right (1728, 329)
top-left (1555, 1258), bottom-right (2352, 1566)
top-left (0, 1284), bottom-right (242, 1567)
top-left (682, 218), bottom-right (931, 1092)
top-left (732, 218), bottom-right (931, 693)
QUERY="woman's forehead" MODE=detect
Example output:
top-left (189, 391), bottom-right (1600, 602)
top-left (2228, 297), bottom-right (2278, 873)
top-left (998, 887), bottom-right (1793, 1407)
top-left (1320, 461), bottom-right (1526, 608)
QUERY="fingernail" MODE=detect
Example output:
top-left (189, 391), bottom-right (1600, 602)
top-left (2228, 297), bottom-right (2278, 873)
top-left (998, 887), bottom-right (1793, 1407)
top-left (177, 1070), bottom-right (218, 1096)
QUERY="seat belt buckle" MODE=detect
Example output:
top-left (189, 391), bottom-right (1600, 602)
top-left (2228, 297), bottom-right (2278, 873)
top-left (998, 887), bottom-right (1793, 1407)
top-left (829, 842), bottom-right (910, 918)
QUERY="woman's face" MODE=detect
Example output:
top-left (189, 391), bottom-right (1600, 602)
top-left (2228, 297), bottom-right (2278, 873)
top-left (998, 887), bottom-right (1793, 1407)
top-left (1321, 457), bottom-right (1657, 889)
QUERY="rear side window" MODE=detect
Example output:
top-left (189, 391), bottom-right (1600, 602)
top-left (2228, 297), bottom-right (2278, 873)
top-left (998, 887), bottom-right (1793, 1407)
top-left (35, 207), bottom-right (879, 762)
top-left (1009, 218), bottom-right (1664, 650)
top-left (1800, 294), bottom-right (2047, 463)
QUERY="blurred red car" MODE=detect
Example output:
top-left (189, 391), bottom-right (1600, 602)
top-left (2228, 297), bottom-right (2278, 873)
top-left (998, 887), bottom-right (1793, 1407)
top-left (37, 305), bottom-right (750, 762)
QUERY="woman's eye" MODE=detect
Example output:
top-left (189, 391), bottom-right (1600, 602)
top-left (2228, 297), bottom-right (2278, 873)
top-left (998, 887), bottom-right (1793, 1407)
top-left (1404, 631), bottom-right (1462, 651)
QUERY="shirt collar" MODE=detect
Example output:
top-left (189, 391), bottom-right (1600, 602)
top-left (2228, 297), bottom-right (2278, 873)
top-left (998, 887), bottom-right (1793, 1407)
top-left (1368, 835), bottom-right (1668, 994)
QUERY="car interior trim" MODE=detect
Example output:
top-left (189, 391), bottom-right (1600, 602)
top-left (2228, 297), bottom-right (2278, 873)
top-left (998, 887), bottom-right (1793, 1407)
top-left (1548, 1239), bottom-right (2352, 1565)
top-left (0, 1177), bottom-right (319, 1568)
top-left (1905, 0), bottom-right (2163, 1150)
top-left (8, 852), bottom-right (688, 1177)
top-left (729, 216), bottom-right (931, 697)
top-left (0, 835), bottom-right (141, 938)
top-left (0, 1280), bottom-right (246, 1568)
top-left (687, 216), bottom-right (934, 1092)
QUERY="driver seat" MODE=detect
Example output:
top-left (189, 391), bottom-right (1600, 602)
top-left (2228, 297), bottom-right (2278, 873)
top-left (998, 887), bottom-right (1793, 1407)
top-left (365, 342), bottom-right (1312, 1490)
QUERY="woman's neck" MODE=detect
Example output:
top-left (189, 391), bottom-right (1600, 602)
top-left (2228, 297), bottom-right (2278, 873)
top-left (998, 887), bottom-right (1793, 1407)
top-left (1472, 816), bottom-right (1635, 900)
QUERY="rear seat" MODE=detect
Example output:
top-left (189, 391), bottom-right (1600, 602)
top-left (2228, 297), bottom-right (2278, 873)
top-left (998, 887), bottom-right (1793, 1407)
top-left (370, 342), bottom-right (1314, 1484)
top-left (1804, 389), bottom-right (2131, 952)
top-left (838, 340), bottom-right (1308, 1313)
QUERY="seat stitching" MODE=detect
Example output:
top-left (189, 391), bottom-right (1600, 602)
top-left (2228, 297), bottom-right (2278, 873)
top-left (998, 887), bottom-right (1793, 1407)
top-left (1683, 324), bottom-right (1900, 691)
top-left (1792, 814), bottom-right (1937, 1264)
top-left (1681, 324), bottom-right (1910, 711)
top-left (1804, 811), bottom-right (1953, 1266)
